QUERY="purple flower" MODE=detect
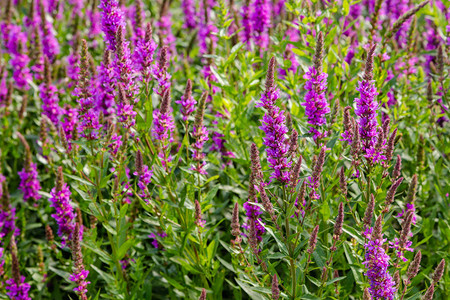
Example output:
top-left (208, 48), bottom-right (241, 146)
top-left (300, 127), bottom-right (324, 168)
top-left (114, 27), bottom-right (138, 104)
top-left (6, 26), bottom-right (32, 90)
top-left (96, 51), bottom-right (116, 117)
top-left (134, 165), bottom-right (153, 203)
top-left (11, 53), bottom-right (32, 90)
top-left (355, 45), bottom-right (383, 163)
top-left (116, 84), bottom-right (137, 128)
top-left (181, 0), bottom-right (197, 29)
top-left (0, 68), bottom-right (7, 105)
top-left (198, 1), bottom-right (218, 56)
top-left (190, 125), bottom-right (209, 174)
top-left (152, 102), bottom-right (175, 170)
top-left (60, 105), bottom-right (79, 148)
top-left (210, 132), bottom-right (235, 167)
top-left (134, 23), bottom-right (157, 82)
top-left (355, 79), bottom-right (380, 145)
top-left (148, 232), bottom-right (168, 249)
top-left (156, 8), bottom-right (176, 54)
top-left (49, 183), bottom-right (76, 247)
top-left (5, 276), bottom-right (31, 300)
top-left (251, 0), bottom-right (271, 49)
top-left (0, 202), bottom-right (20, 240)
top-left (152, 47), bottom-right (171, 97)
top-left (108, 133), bottom-right (122, 156)
top-left (176, 81), bottom-right (197, 122)
top-left (363, 226), bottom-right (397, 300)
top-left (0, 247), bottom-right (4, 276)
top-left (40, 81), bottom-right (60, 125)
top-left (0, 173), bottom-right (5, 199)
top-left (396, 203), bottom-right (416, 223)
top-left (257, 59), bottom-right (291, 183)
top-left (69, 224), bottom-right (90, 299)
top-left (242, 200), bottom-right (265, 242)
top-left (74, 42), bottom-right (102, 140)
top-left (41, 17), bottom-right (60, 61)
top-left (87, 9), bottom-right (102, 41)
top-left (18, 163), bottom-right (42, 202)
top-left (240, 4), bottom-right (253, 47)
top-left (67, 52), bottom-right (80, 88)
top-left (302, 67), bottom-right (330, 140)
top-left (99, 0), bottom-right (125, 52)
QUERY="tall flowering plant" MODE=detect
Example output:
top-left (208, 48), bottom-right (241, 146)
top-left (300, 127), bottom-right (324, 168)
top-left (0, 1), bottom-right (447, 300)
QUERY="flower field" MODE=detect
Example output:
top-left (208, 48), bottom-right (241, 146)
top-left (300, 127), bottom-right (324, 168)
top-left (0, 0), bottom-right (449, 299)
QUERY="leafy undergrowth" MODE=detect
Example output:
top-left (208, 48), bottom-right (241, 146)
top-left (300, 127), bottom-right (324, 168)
top-left (0, 0), bottom-right (449, 299)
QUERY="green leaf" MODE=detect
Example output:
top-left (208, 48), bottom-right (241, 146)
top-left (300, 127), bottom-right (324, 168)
top-left (342, 0), bottom-right (349, 16)
top-left (64, 173), bottom-right (94, 187)
top-left (117, 239), bottom-right (135, 260)
top-left (91, 264), bottom-right (115, 285)
top-left (235, 279), bottom-right (267, 300)
top-left (262, 223), bottom-right (289, 256)
top-left (307, 275), bottom-right (322, 287)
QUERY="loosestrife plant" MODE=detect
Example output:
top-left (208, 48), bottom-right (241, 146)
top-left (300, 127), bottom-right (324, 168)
top-left (0, 0), bottom-right (448, 299)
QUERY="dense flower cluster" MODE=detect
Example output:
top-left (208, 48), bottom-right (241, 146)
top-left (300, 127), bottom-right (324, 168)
top-left (96, 51), bottom-right (116, 117)
top-left (18, 163), bottom-right (42, 202)
top-left (5, 276), bottom-right (31, 300)
top-left (176, 81), bottom-right (197, 122)
top-left (191, 125), bottom-right (209, 174)
top-left (49, 183), bottom-right (76, 247)
top-left (242, 200), bottom-right (265, 242)
top-left (99, 0), bottom-right (125, 51)
top-left (149, 232), bottom-right (168, 249)
top-left (69, 224), bottom-right (90, 300)
top-left (302, 67), bottom-right (330, 140)
top-left (134, 165), bottom-right (153, 203)
top-left (355, 79), bottom-right (380, 149)
top-left (134, 23), bottom-right (157, 81)
top-left (363, 227), bottom-right (397, 299)
top-left (0, 204), bottom-right (19, 240)
top-left (251, 0), bottom-right (271, 49)
top-left (257, 59), bottom-right (291, 183)
top-left (181, 0), bottom-right (197, 29)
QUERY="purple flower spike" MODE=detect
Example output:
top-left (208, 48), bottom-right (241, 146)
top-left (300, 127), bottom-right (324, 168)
top-left (240, 1), bottom-right (253, 47)
top-left (176, 79), bottom-right (197, 122)
top-left (302, 67), bottom-right (330, 140)
top-left (152, 90), bottom-right (176, 170)
top-left (75, 40), bottom-right (102, 140)
top-left (5, 276), bottom-right (31, 300)
top-left (251, 0), bottom-right (271, 49)
top-left (114, 26), bottom-right (138, 104)
top-left (302, 32), bottom-right (330, 141)
top-left (257, 58), bottom-right (291, 183)
top-left (190, 92), bottom-right (209, 175)
top-left (363, 217), bottom-right (397, 300)
top-left (7, 26), bottom-right (32, 90)
top-left (18, 162), bottom-right (41, 202)
top-left (134, 150), bottom-right (153, 203)
top-left (181, 0), bottom-right (197, 29)
top-left (135, 23), bottom-right (157, 82)
top-left (99, 0), bottom-right (125, 52)
top-left (96, 50), bottom-right (116, 117)
top-left (156, 3), bottom-right (176, 54)
top-left (242, 201), bottom-right (265, 242)
top-left (153, 46), bottom-right (171, 97)
top-left (355, 45), bottom-right (381, 150)
top-left (40, 58), bottom-right (61, 125)
top-left (49, 167), bottom-right (76, 247)
top-left (0, 192), bottom-right (20, 240)
top-left (69, 223), bottom-right (90, 300)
